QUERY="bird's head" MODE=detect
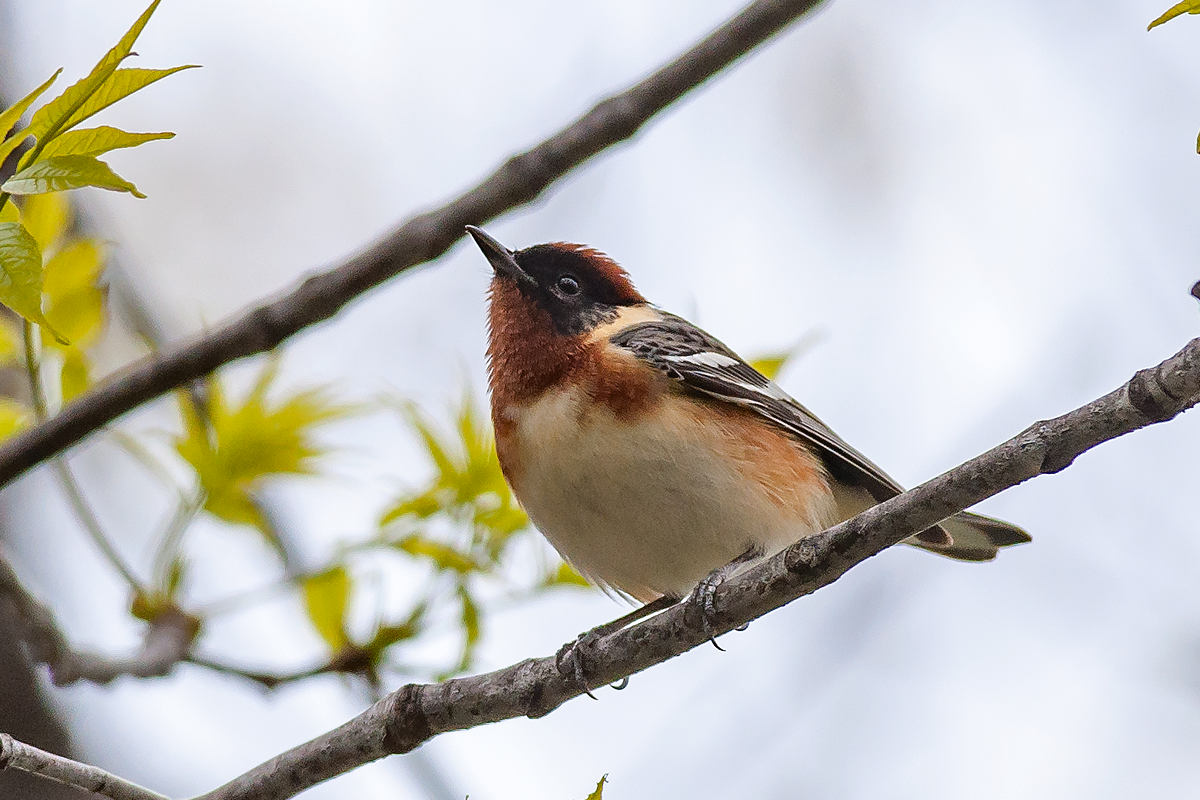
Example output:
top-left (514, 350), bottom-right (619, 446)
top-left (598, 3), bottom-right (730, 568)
top-left (467, 226), bottom-right (645, 337)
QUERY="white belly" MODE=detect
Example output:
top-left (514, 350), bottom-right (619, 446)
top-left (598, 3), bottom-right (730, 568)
top-left (500, 387), bottom-right (837, 601)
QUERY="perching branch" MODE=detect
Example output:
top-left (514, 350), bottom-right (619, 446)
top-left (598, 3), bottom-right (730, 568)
top-left (0, 733), bottom-right (169, 800)
top-left (179, 336), bottom-right (1200, 800)
top-left (0, 0), bottom-right (829, 488)
top-left (4, 337), bottom-right (1198, 800)
top-left (0, 552), bottom-right (198, 686)
top-left (0, 335), bottom-right (1159, 800)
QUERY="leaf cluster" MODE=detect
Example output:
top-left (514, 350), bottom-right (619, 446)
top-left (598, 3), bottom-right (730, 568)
top-left (0, 0), bottom-right (194, 336)
top-left (296, 395), bottom-right (588, 681)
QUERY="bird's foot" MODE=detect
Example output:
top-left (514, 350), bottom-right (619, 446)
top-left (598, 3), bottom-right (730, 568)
top-left (556, 630), bottom-right (602, 699)
top-left (687, 545), bottom-right (762, 644)
top-left (554, 595), bottom-right (676, 698)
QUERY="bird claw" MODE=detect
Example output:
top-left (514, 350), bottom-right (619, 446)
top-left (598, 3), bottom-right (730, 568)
top-left (556, 633), bottom-right (600, 699)
top-left (691, 570), bottom-right (723, 641)
top-left (688, 546), bottom-right (760, 645)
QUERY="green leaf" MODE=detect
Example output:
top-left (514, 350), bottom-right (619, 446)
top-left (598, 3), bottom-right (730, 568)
top-left (0, 70), bottom-right (62, 166)
top-left (1149, 0), bottom-right (1200, 29)
top-left (42, 238), bottom-right (105, 347)
top-left (39, 126), bottom-right (174, 160)
top-left (303, 567), bottom-right (351, 652)
top-left (18, 192), bottom-right (71, 253)
top-left (393, 534), bottom-right (481, 573)
top-left (0, 398), bottom-right (29, 441)
top-left (25, 1), bottom-right (165, 146)
top-left (3, 155), bottom-right (146, 198)
top-left (0, 222), bottom-right (59, 334)
top-left (583, 776), bottom-right (607, 800)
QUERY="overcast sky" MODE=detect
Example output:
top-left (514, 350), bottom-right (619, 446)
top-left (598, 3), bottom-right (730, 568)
top-left (3, 1), bottom-right (1200, 798)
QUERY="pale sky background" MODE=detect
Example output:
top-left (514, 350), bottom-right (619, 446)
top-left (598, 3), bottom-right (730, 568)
top-left (3, 1), bottom-right (1200, 798)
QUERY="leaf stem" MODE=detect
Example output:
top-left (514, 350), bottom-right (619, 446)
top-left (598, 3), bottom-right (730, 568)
top-left (149, 489), bottom-right (204, 592)
top-left (21, 320), bottom-right (145, 593)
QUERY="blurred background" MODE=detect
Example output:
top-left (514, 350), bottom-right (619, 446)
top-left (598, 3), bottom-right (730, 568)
top-left (2, 0), bottom-right (1200, 798)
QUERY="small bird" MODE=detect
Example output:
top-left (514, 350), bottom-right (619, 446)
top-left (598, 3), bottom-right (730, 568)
top-left (468, 226), bottom-right (1029, 615)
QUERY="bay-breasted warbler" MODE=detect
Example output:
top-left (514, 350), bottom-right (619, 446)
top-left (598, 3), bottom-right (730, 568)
top-left (468, 226), bottom-right (1029, 609)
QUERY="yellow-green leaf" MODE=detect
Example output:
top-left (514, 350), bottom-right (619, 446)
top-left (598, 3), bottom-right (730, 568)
top-left (1149, 0), bottom-right (1200, 29)
top-left (303, 567), bottom-right (351, 652)
top-left (60, 348), bottom-right (91, 402)
top-left (0, 398), bottom-right (29, 441)
top-left (0, 222), bottom-right (55, 330)
top-left (0, 70), bottom-right (62, 167)
top-left (0, 321), bottom-right (20, 366)
top-left (0, 70), bottom-right (61, 140)
top-left (543, 561), bottom-right (591, 589)
top-left (456, 584), bottom-right (480, 671)
top-left (364, 603), bottom-right (426, 656)
top-left (393, 534), bottom-right (480, 573)
top-left (380, 489), bottom-right (445, 525)
top-left (404, 405), bottom-right (459, 486)
top-left (749, 353), bottom-right (790, 381)
top-left (25, 1), bottom-right (164, 145)
top-left (0, 203), bottom-right (15, 224)
top-left (583, 776), bottom-right (607, 800)
top-left (39, 126), bottom-right (174, 160)
top-left (165, 557), bottom-right (186, 597)
top-left (3, 155), bottom-right (146, 198)
top-left (474, 501), bottom-right (529, 539)
top-left (18, 192), bottom-right (71, 254)
top-left (174, 366), bottom-right (354, 549)
top-left (43, 238), bottom-right (105, 347)
top-left (23, 67), bottom-right (197, 164)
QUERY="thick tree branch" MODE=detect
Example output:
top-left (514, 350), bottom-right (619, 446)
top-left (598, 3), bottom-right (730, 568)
top-left (3, 337), bottom-right (1197, 800)
top-left (0, 0), bottom-right (829, 488)
top-left (180, 336), bottom-right (1197, 800)
top-left (0, 734), bottom-right (168, 800)
top-left (0, 553), bottom-right (198, 686)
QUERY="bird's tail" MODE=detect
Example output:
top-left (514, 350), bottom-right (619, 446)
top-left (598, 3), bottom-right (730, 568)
top-left (905, 512), bottom-right (1031, 562)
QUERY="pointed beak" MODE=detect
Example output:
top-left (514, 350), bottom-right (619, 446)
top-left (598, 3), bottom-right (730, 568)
top-left (465, 226), bottom-right (531, 285)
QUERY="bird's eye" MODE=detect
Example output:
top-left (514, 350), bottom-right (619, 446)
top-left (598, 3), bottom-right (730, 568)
top-left (555, 275), bottom-right (581, 296)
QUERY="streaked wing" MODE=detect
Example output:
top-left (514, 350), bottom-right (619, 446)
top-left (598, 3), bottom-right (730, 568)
top-left (610, 313), bottom-right (906, 503)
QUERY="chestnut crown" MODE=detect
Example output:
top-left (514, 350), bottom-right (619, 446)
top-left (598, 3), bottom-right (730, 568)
top-left (467, 226), bottom-right (645, 337)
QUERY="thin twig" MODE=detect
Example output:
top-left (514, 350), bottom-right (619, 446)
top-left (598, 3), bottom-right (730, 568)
top-left (0, 0), bottom-right (830, 488)
top-left (0, 733), bottom-right (170, 800)
top-left (21, 321), bottom-right (146, 592)
top-left (183, 336), bottom-right (1200, 800)
top-left (0, 551), bottom-right (197, 686)
top-left (149, 489), bottom-right (204, 592)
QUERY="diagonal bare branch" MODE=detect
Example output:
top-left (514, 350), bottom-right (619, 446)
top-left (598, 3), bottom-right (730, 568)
top-left (180, 336), bottom-right (1198, 800)
top-left (0, 0), bottom-right (830, 488)
top-left (0, 734), bottom-right (168, 800)
top-left (3, 335), bottom-right (1197, 800)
